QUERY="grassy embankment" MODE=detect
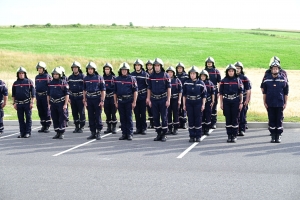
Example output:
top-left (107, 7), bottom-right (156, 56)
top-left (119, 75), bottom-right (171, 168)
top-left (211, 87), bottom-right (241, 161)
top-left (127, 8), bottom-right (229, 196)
top-left (0, 25), bottom-right (299, 122)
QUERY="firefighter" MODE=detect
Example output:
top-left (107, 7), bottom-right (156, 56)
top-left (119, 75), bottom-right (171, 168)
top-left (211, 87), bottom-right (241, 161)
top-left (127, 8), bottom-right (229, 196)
top-left (68, 61), bottom-right (86, 133)
top-left (12, 67), bottom-right (36, 138)
top-left (114, 62), bottom-right (138, 140)
top-left (131, 59), bottom-right (149, 135)
top-left (48, 67), bottom-right (69, 139)
top-left (0, 79), bottom-right (8, 135)
top-left (166, 66), bottom-right (182, 135)
top-left (83, 62), bottom-right (106, 140)
top-left (147, 58), bottom-right (171, 142)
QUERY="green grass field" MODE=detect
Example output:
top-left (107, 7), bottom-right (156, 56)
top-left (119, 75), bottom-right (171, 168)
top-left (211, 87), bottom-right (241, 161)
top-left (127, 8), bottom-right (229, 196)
top-left (0, 25), bottom-right (299, 122)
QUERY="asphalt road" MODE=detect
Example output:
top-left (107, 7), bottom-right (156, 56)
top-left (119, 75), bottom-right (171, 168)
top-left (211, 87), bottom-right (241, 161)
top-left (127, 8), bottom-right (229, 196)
top-left (0, 125), bottom-right (299, 200)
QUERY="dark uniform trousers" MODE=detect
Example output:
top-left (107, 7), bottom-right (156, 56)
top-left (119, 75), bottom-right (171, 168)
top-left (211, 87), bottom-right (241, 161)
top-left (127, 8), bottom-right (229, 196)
top-left (186, 101), bottom-right (202, 139)
top-left (267, 107), bottom-right (283, 136)
top-left (211, 90), bottom-right (218, 125)
top-left (223, 100), bottom-right (240, 137)
top-left (168, 98), bottom-right (179, 130)
top-left (51, 101), bottom-right (66, 133)
top-left (17, 103), bottom-right (32, 136)
top-left (104, 96), bottom-right (117, 125)
top-left (70, 98), bottom-right (86, 128)
top-left (202, 98), bottom-right (212, 132)
top-left (134, 99), bottom-right (147, 131)
top-left (238, 98), bottom-right (248, 132)
top-left (36, 94), bottom-right (51, 127)
top-left (152, 98), bottom-right (168, 134)
top-left (179, 99), bottom-right (187, 125)
top-left (87, 98), bottom-right (103, 132)
top-left (118, 100), bottom-right (133, 136)
top-left (0, 105), bottom-right (4, 132)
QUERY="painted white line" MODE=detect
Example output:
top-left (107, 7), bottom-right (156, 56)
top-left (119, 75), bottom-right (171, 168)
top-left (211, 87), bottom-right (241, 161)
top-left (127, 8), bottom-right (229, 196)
top-left (176, 129), bottom-right (214, 159)
top-left (0, 126), bottom-right (42, 139)
top-left (52, 128), bottom-right (121, 157)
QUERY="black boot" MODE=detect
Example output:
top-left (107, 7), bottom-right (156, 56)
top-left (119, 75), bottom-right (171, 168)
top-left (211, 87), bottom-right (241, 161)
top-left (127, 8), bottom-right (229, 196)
top-left (161, 134), bottom-right (167, 142)
top-left (77, 125), bottom-right (83, 133)
top-left (96, 130), bottom-right (101, 140)
top-left (189, 137), bottom-right (195, 143)
top-left (87, 132), bottom-right (96, 140)
top-left (211, 124), bottom-right (217, 129)
top-left (182, 123), bottom-right (187, 129)
top-left (58, 132), bottom-right (64, 139)
top-left (119, 135), bottom-right (127, 140)
top-left (111, 123), bottom-right (117, 134)
top-left (104, 123), bottom-right (112, 134)
top-left (73, 124), bottom-right (80, 133)
top-left (195, 137), bottom-right (201, 142)
top-left (270, 134), bottom-right (276, 143)
top-left (227, 135), bottom-right (231, 143)
top-left (238, 131), bottom-right (245, 136)
top-left (154, 132), bottom-right (162, 141)
top-left (141, 129), bottom-right (146, 135)
top-left (275, 134), bottom-right (281, 143)
top-left (133, 129), bottom-right (141, 135)
top-left (38, 126), bottom-right (46, 133)
top-left (166, 128), bottom-right (172, 135)
top-left (127, 135), bottom-right (133, 141)
top-left (44, 126), bottom-right (50, 133)
top-left (231, 134), bottom-right (237, 143)
top-left (53, 131), bottom-right (59, 139)
top-left (172, 128), bottom-right (178, 135)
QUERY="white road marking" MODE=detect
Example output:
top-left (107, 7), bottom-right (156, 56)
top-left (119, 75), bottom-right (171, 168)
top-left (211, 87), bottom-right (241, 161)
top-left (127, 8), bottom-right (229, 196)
top-left (0, 126), bottom-right (42, 139)
top-left (52, 129), bottom-right (121, 156)
top-left (177, 129), bottom-right (214, 159)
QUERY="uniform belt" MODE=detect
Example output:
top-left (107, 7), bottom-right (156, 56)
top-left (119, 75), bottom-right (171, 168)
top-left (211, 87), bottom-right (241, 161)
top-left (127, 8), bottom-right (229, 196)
top-left (118, 95), bottom-right (133, 100)
top-left (37, 91), bottom-right (47, 96)
top-left (151, 92), bottom-right (167, 99)
top-left (50, 97), bottom-right (65, 103)
top-left (87, 91), bottom-right (101, 97)
top-left (224, 94), bottom-right (238, 100)
top-left (70, 91), bottom-right (83, 97)
top-left (171, 94), bottom-right (179, 99)
top-left (106, 92), bottom-right (114, 98)
top-left (186, 95), bottom-right (201, 100)
top-left (138, 88), bottom-right (147, 94)
top-left (15, 98), bottom-right (30, 104)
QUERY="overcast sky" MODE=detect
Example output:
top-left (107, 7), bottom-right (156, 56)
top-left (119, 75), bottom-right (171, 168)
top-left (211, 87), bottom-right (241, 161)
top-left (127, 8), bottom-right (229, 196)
top-left (1, 0), bottom-right (299, 30)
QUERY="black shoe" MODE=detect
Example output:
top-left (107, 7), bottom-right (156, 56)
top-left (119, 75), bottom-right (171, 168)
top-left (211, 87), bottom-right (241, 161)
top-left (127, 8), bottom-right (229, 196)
top-left (154, 134), bottom-right (161, 141)
top-left (133, 129), bottom-right (141, 135)
top-left (227, 135), bottom-right (231, 143)
top-left (195, 138), bottom-right (201, 142)
top-left (111, 123), bottom-right (117, 134)
top-left (58, 133), bottom-right (64, 139)
top-left (238, 131), bottom-right (245, 136)
top-left (182, 123), bottom-right (187, 129)
top-left (24, 134), bottom-right (30, 138)
top-left (38, 126), bottom-right (45, 133)
top-left (172, 129), bottom-right (178, 135)
top-left (231, 136), bottom-right (237, 143)
top-left (44, 126), bottom-right (50, 133)
top-left (77, 128), bottom-right (83, 133)
top-left (119, 135), bottom-right (127, 140)
top-left (87, 132), bottom-right (96, 140)
top-left (52, 133), bottom-right (59, 139)
top-left (96, 132), bottom-right (101, 140)
top-left (204, 130), bottom-right (210, 136)
top-left (17, 135), bottom-right (23, 138)
top-left (141, 129), bottom-right (146, 135)
top-left (275, 134), bottom-right (281, 143)
top-left (189, 138), bottom-right (195, 143)
top-left (161, 135), bottom-right (167, 142)
top-left (127, 135), bottom-right (133, 141)
top-left (104, 123), bottom-right (112, 134)
top-left (246, 125), bottom-right (248, 129)
top-left (166, 129), bottom-right (172, 135)
top-left (73, 128), bottom-right (79, 133)
top-left (211, 124), bottom-right (217, 129)
top-left (270, 134), bottom-right (276, 143)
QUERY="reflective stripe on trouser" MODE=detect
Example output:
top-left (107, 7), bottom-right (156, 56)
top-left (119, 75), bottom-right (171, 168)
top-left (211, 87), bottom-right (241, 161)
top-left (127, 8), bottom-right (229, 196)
top-left (0, 107), bottom-right (4, 131)
top-left (267, 107), bottom-right (284, 135)
top-left (17, 103), bottom-right (32, 136)
top-left (104, 97), bottom-right (117, 124)
top-left (238, 104), bottom-right (248, 132)
top-left (223, 100), bottom-right (240, 136)
top-left (134, 99), bottom-right (147, 131)
top-left (87, 98), bottom-right (103, 132)
top-left (152, 99), bottom-right (168, 134)
top-left (36, 95), bottom-right (51, 127)
top-left (168, 98), bottom-right (179, 130)
top-left (70, 97), bottom-right (86, 128)
top-left (186, 101), bottom-right (203, 139)
top-left (202, 101), bottom-right (212, 131)
top-left (178, 98), bottom-right (187, 124)
top-left (211, 94), bottom-right (218, 125)
top-left (50, 101), bottom-right (66, 133)
top-left (118, 101), bottom-right (133, 136)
